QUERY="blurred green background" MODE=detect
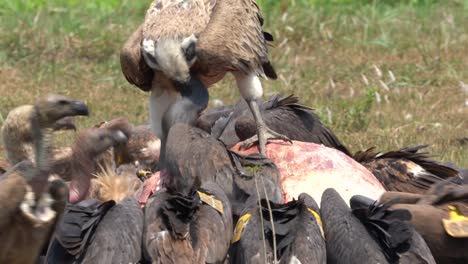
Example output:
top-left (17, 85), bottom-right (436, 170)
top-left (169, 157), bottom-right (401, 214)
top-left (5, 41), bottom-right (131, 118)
top-left (0, 0), bottom-right (466, 166)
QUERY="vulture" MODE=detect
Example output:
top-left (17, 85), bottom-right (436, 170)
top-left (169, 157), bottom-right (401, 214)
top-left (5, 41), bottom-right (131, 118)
top-left (350, 195), bottom-right (436, 264)
top-left (46, 120), bottom-right (144, 264)
top-left (1, 104), bottom-right (78, 176)
top-left (379, 182), bottom-right (468, 264)
top-left (0, 95), bottom-right (89, 264)
top-left (120, 0), bottom-right (289, 157)
top-left (229, 193), bottom-right (326, 264)
top-left (136, 76), bottom-right (283, 216)
top-left (66, 119), bottom-right (133, 204)
top-left (141, 78), bottom-right (283, 262)
top-left (353, 145), bottom-right (461, 194)
top-left (143, 182), bottom-right (232, 263)
top-left (320, 188), bottom-right (432, 264)
top-left (197, 93), bottom-right (351, 155)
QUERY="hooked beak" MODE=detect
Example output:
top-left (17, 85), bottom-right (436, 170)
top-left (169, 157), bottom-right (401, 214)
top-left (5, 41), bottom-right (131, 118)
top-left (69, 100), bottom-right (90, 117)
top-left (111, 130), bottom-right (129, 146)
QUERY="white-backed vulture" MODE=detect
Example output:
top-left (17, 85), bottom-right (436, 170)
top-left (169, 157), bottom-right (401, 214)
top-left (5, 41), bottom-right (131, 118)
top-left (0, 95), bottom-right (89, 264)
top-left (1, 104), bottom-right (78, 177)
top-left (120, 0), bottom-right (290, 157)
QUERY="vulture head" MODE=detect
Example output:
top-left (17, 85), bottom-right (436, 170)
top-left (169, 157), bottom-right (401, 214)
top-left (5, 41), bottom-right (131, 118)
top-left (33, 94), bottom-right (89, 129)
top-left (142, 34), bottom-right (198, 89)
top-left (69, 124), bottom-right (130, 204)
top-left (74, 127), bottom-right (128, 158)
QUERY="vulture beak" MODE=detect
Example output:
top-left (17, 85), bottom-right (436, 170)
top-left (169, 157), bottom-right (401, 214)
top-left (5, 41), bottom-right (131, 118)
top-left (69, 100), bottom-right (90, 116)
top-left (112, 130), bottom-right (129, 146)
top-left (174, 78), bottom-right (191, 95)
top-left (53, 116), bottom-right (77, 131)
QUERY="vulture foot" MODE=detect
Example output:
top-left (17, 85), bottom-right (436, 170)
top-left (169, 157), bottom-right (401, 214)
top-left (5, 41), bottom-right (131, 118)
top-left (239, 125), bottom-right (291, 156)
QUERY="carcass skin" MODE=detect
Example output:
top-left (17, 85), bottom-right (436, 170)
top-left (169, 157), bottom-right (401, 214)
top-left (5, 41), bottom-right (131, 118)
top-left (232, 140), bottom-right (385, 205)
top-left (137, 140), bottom-right (385, 206)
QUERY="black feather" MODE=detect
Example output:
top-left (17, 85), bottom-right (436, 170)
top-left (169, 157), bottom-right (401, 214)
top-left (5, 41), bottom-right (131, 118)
top-left (49, 199), bottom-right (115, 262)
top-left (161, 190), bottom-right (200, 239)
top-left (350, 195), bottom-right (412, 264)
top-left (259, 198), bottom-right (306, 259)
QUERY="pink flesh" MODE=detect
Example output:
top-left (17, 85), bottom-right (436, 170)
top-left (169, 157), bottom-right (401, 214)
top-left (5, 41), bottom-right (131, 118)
top-left (232, 140), bottom-right (385, 205)
top-left (69, 179), bottom-right (90, 204)
top-left (136, 171), bottom-right (162, 207)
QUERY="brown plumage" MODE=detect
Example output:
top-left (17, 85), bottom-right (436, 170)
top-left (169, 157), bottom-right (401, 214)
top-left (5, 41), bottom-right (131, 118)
top-left (1, 104), bottom-right (77, 178)
top-left (0, 107), bottom-right (81, 194)
top-left (354, 145), bottom-right (460, 194)
top-left (379, 184), bottom-right (468, 264)
top-left (0, 95), bottom-right (89, 264)
top-left (98, 119), bottom-right (161, 171)
top-left (162, 123), bottom-right (283, 214)
top-left (143, 182), bottom-right (232, 263)
top-left (67, 120), bottom-right (131, 204)
top-left (121, 0), bottom-right (286, 157)
top-left (46, 122), bottom-right (144, 264)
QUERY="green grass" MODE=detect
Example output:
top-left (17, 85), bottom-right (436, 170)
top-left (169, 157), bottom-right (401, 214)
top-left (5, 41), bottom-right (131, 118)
top-left (0, 0), bottom-right (467, 167)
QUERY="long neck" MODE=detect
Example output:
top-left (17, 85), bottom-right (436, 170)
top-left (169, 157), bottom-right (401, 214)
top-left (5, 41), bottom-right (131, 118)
top-left (160, 75), bottom-right (209, 165)
top-left (68, 147), bottom-right (94, 203)
top-left (29, 114), bottom-right (53, 201)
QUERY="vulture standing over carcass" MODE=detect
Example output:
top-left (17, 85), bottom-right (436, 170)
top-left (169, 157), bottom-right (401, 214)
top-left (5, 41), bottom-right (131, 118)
top-left (46, 120), bottom-right (144, 264)
top-left (136, 76), bottom-right (283, 218)
top-left (229, 193), bottom-right (326, 264)
top-left (120, 0), bottom-right (289, 157)
top-left (142, 121), bottom-right (235, 263)
top-left (1, 104), bottom-right (78, 177)
top-left (379, 181), bottom-right (468, 264)
top-left (140, 78), bottom-right (283, 263)
top-left (353, 145), bottom-right (461, 194)
top-left (0, 95), bottom-right (89, 264)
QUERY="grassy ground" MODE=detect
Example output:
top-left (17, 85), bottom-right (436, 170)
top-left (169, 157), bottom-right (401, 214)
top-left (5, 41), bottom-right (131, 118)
top-left (0, 0), bottom-right (466, 167)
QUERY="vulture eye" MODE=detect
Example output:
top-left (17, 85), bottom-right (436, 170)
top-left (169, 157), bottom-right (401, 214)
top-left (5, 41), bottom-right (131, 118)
top-left (182, 41), bottom-right (196, 63)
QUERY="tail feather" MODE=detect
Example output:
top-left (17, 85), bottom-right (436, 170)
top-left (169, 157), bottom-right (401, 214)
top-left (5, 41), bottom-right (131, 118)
top-left (351, 195), bottom-right (412, 264)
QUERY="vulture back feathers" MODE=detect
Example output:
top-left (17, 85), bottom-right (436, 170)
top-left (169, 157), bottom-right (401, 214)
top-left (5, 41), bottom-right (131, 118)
top-left (354, 145), bottom-right (460, 193)
top-left (198, 94), bottom-right (351, 156)
top-left (143, 181), bottom-right (232, 263)
top-left (350, 195), bottom-right (413, 263)
top-left (230, 193), bottom-right (326, 264)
